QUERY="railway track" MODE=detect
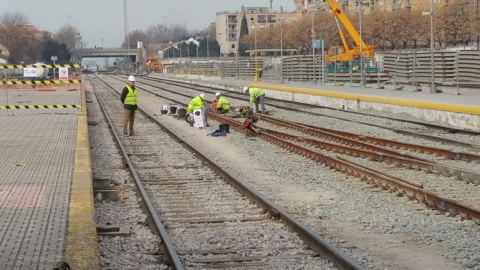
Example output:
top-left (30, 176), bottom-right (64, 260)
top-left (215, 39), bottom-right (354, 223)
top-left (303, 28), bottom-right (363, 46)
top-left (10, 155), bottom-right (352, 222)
top-left (89, 75), bottom-right (364, 269)
top-left (98, 74), bottom-right (480, 225)
top-left (142, 75), bottom-right (480, 149)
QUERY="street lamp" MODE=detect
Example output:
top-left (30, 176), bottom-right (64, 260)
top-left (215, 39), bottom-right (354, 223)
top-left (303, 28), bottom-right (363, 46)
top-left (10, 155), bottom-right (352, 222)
top-left (251, 25), bottom-right (258, 81)
top-left (251, 24), bottom-right (263, 81)
top-left (311, 12), bottom-right (317, 83)
top-left (422, 0), bottom-right (436, 94)
top-left (102, 38), bottom-right (104, 48)
top-left (66, 15), bottom-right (72, 27)
top-left (279, 17), bottom-right (284, 83)
top-left (356, 1), bottom-right (365, 87)
top-left (207, 35), bottom-right (210, 60)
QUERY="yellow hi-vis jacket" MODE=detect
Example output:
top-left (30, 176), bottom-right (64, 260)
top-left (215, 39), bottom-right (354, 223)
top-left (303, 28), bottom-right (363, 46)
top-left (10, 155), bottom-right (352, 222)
top-left (249, 88), bottom-right (264, 106)
top-left (187, 96), bottom-right (204, 114)
top-left (216, 96), bottom-right (230, 113)
top-left (124, 85), bottom-right (137, 105)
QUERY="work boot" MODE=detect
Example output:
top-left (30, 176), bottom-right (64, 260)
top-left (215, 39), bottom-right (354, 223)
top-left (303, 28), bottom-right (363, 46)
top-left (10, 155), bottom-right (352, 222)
top-left (130, 131), bottom-right (135, 136)
top-left (123, 131), bottom-right (128, 136)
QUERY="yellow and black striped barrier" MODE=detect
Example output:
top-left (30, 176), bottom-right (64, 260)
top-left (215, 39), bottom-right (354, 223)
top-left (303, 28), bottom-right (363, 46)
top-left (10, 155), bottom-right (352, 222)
top-left (0, 104), bottom-right (82, 110)
top-left (0, 79), bottom-right (81, 86)
top-left (0, 64), bottom-right (80, 69)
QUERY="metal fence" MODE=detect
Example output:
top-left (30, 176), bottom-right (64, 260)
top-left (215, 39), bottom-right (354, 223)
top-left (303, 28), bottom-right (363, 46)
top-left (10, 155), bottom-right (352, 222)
top-left (381, 50), bottom-right (480, 88)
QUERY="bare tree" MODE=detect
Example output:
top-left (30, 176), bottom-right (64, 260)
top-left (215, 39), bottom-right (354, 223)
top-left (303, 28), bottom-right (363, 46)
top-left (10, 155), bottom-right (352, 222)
top-left (0, 11), bottom-right (38, 63)
top-left (122, 29), bottom-right (148, 49)
top-left (56, 25), bottom-right (82, 51)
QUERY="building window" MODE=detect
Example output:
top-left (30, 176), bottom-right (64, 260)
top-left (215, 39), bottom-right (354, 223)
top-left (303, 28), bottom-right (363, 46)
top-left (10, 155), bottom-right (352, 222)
top-left (232, 44), bottom-right (236, 49)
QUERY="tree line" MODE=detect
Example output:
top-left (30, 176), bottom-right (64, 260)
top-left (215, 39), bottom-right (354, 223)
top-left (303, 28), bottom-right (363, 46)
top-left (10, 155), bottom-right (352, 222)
top-left (122, 22), bottom-right (221, 58)
top-left (0, 11), bottom-right (83, 64)
top-left (240, 0), bottom-right (480, 54)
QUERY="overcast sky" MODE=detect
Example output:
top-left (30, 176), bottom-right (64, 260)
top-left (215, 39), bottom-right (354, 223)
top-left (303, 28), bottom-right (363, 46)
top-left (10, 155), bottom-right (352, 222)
top-left (3, 0), bottom-right (296, 48)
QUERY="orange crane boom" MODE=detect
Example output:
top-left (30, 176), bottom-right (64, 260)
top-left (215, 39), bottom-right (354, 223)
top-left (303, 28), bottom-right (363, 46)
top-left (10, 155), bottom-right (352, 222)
top-left (325, 0), bottom-right (374, 62)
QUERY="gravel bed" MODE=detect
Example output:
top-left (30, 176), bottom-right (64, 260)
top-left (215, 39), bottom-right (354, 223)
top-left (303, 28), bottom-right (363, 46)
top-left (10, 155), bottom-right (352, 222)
top-left (258, 122), bottom-right (480, 208)
top-left (103, 75), bottom-right (480, 269)
top-left (147, 77), bottom-right (480, 146)
top-left (215, 126), bottom-right (480, 269)
top-left (86, 79), bottom-right (167, 270)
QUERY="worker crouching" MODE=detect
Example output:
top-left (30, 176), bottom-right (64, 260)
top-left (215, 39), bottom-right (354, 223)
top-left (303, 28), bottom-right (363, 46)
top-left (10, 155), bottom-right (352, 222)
top-left (186, 93), bottom-right (209, 127)
top-left (213, 92), bottom-right (230, 114)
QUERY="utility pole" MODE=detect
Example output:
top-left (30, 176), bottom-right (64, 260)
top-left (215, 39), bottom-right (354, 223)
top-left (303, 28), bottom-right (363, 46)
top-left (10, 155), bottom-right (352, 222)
top-left (311, 13), bottom-right (317, 83)
top-left (67, 15), bottom-right (72, 27)
top-left (123, 0), bottom-right (129, 74)
top-left (163, 16), bottom-right (167, 25)
top-left (280, 17), bottom-right (284, 83)
top-left (429, 0), bottom-right (435, 93)
top-left (358, 1), bottom-right (365, 87)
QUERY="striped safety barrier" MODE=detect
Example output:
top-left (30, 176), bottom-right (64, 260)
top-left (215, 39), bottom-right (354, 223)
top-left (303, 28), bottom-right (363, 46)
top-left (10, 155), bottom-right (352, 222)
top-left (0, 64), bottom-right (81, 69)
top-left (0, 104), bottom-right (82, 110)
top-left (0, 79), bottom-right (81, 86)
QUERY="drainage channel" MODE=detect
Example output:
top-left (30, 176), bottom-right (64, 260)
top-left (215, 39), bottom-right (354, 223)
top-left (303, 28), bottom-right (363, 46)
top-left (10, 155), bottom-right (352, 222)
top-left (90, 75), bottom-right (365, 269)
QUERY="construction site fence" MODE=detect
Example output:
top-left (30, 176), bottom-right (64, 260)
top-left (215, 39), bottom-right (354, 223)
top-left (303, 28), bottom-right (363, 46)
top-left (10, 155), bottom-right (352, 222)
top-left (380, 49), bottom-right (480, 88)
top-left (170, 58), bottom-right (263, 79)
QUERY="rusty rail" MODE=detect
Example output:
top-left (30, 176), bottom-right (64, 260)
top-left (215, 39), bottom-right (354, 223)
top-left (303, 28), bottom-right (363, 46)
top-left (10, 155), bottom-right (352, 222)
top-left (256, 114), bottom-right (480, 163)
top-left (208, 113), bottom-right (480, 225)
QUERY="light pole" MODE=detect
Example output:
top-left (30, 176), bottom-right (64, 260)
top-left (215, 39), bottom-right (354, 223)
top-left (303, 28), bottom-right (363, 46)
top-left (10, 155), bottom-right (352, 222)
top-left (252, 24), bottom-right (258, 81)
top-left (311, 13), bottom-right (317, 83)
top-left (67, 15), bottom-right (72, 27)
top-left (280, 17), bottom-right (284, 83)
top-left (429, 0), bottom-right (436, 93)
top-left (102, 38), bottom-right (104, 48)
top-left (422, 2), bottom-right (436, 93)
top-left (207, 35), bottom-right (210, 60)
top-left (357, 1), bottom-right (365, 87)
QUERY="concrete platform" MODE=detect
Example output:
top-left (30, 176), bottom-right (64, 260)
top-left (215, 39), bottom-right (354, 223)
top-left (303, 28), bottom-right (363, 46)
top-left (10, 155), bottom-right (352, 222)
top-left (0, 85), bottom-right (98, 270)
top-left (154, 74), bottom-right (480, 131)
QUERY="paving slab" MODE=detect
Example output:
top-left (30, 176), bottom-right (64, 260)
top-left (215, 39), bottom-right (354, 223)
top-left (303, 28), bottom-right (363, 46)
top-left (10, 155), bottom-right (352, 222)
top-left (0, 89), bottom-right (78, 269)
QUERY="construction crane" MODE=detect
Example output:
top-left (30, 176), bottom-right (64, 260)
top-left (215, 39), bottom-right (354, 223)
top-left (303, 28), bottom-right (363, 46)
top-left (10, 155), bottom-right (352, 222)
top-left (325, 0), bottom-right (375, 72)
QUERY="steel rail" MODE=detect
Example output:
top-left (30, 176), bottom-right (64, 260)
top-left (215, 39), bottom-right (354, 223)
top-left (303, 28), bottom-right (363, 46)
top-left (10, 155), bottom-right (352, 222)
top-left (208, 113), bottom-right (480, 225)
top-left (94, 74), bottom-right (365, 270)
top-left (90, 77), bottom-right (185, 269)
top-left (100, 74), bottom-right (480, 224)
top-left (256, 114), bottom-right (480, 163)
top-left (145, 76), bottom-right (480, 139)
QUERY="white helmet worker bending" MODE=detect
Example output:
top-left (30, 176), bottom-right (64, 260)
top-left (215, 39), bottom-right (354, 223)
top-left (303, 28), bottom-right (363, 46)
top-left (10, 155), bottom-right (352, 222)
top-left (243, 85), bottom-right (266, 113)
top-left (199, 93), bottom-right (205, 100)
top-left (215, 92), bottom-right (221, 97)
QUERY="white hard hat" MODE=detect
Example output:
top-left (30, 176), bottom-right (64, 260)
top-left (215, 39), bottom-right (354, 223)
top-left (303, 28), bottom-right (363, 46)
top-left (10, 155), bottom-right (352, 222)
top-left (215, 92), bottom-right (221, 96)
top-left (243, 86), bottom-right (249, 93)
top-left (199, 93), bottom-right (205, 99)
top-left (128, 75), bottom-right (136, 82)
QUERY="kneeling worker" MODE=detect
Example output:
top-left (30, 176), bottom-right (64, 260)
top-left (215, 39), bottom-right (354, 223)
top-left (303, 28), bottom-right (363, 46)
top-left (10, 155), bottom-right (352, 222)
top-left (214, 92), bottom-right (230, 114)
top-left (243, 86), bottom-right (265, 113)
top-left (186, 93), bottom-right (208, 126)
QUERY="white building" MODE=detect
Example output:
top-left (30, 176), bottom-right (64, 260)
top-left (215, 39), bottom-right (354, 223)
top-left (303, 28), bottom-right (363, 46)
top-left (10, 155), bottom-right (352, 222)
top-left (216, 5), bottom-right (297, 55)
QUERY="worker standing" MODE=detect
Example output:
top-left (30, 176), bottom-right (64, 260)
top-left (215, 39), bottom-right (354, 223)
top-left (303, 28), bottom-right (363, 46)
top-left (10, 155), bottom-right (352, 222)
top-left (120, 75), bottom-right (138, 136)
top-left (257, 66), bottom-right (263, 79)
top-left (186, 94), bottom-right (208, 126)
top-left (243, 86), bottom-right (265, 113)
top-left (214, 92), bottom-right (230, 114)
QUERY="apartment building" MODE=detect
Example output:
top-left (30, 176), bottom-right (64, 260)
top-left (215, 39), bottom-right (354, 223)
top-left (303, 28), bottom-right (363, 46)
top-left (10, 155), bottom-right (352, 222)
top-left (295, 0), bottom-right (430, 14)
top-left (216, 5), bottom-right (297, 55)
